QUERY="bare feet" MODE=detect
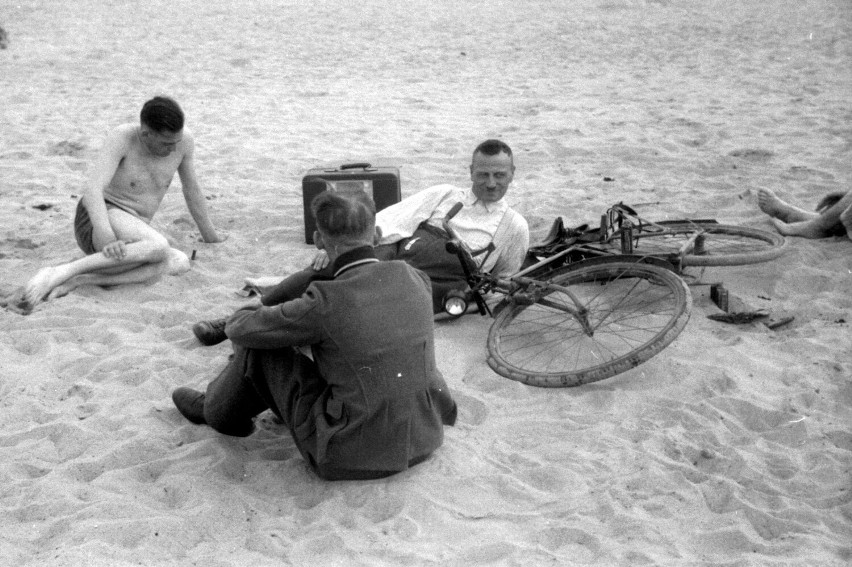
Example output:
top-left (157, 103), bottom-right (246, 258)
top-left (47, 279), bottom-right (81, 301)
top-left (22, 266), bottom-right (66, 310)
top-left (757, 189), bottom-right (790, 220)
top-left (757, 189), bottom-right (817, 223)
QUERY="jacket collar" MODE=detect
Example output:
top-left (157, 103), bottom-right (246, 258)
top-left (332, 246), bottom-right (380, 278)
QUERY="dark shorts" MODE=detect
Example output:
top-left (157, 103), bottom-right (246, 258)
top-left (74, 200), bottom-right (97, 254)
top-left (74, 199), bottom-right (130, 254)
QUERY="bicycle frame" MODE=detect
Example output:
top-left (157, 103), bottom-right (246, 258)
top-left (442, 209), bottom-right (596, 335)
top-left (600, 203), bottom-right (720, 266)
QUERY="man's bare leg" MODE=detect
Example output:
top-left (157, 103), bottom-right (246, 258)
top-left (23, 240), bottom-right (172, 305)
top-left (757, 189), bottom-right (818, 223)
top-left (46, 248), bottom-right (189, 300)
top-left (21, 209), bottom-right (189, 308)
top-left (769, 190), bottom-right (852, 238)
top-left (840, 204), bottom-right (852, 241)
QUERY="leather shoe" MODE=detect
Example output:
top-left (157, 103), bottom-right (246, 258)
top-left (192, 318), bottom-right (227, 346)
top-left (172, 387), bottom-right (207, 425)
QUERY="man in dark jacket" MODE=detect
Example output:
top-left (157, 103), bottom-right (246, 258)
top-left (172, 191), bottom-right (457, 480)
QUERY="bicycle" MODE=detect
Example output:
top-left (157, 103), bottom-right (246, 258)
top-left (528, 202), bottom-right (787, 277)
top-left (441, 202), bottom-right (786, 387)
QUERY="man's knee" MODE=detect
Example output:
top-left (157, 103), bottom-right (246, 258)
top-left (165, 248), bottom-right (190, 275)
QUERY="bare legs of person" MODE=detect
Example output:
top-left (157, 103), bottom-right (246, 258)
top-left (21, 208), bottom-right (190, 310)
top-left (757, 188), bottom-right (852, 240)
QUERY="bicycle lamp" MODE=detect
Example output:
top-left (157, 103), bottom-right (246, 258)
top-left (443, 290), bottom-right (469, 318)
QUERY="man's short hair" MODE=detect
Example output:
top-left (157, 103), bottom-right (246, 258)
top-left (140, 96), bottom-right (185, 133)
top-left (311, 191), bottom-right (376, 241)
top-left (473, 139), bottom-right (513, 160)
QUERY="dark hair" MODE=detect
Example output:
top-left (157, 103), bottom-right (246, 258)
top-left (311, 191), bottom-right (376, 241)
top-left (140, 96), bottom-right (184, 133)
top-left (473, 139), bottom-right (513, 159)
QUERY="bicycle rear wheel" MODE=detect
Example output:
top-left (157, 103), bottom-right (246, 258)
top-left (607, 222), bottom-right (786, 266)
top-left (487, 260), bottom-right (691, 387)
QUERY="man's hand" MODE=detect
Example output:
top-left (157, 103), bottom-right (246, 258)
top-left (102, 240), bottom-right (127, 260)
top-left (311, 250), bottom-right (330, 271)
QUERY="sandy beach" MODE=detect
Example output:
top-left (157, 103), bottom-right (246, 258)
top-left (1, 0), bottom-right (850, 565)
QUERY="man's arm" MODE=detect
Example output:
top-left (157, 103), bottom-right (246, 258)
top-left (177, 134), bottom-right (225, 243)
top-left (486, 209), bottom-right (530, 277)
top-left (226, 295), bottom-right (323, 349)
top-left (82, 127), bottom-right (129, 254)
top-left (375, 184), bottom-right (456, 245)
top-left (309, 184), bottom-right (457, 271)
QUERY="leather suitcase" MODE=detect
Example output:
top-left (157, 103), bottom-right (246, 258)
top-left (302, 162), bottom-right (401, 243)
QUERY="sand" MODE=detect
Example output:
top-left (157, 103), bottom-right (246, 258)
top-left (1, 0), bottom-right (850, 565)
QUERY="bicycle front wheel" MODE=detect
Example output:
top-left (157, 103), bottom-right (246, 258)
top-left (608, 222), bottom-right (786, 266)
top-left (487, 261), bottom-right (692, 387)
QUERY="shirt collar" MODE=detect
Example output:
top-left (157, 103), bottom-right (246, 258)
top-left (332, 246), bottom-right (380, 278)
top-left (464, 187), bottom-right (507, 213)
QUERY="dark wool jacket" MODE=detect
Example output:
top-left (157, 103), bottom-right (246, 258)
top-left (226, 247), bottom-right (457, 478)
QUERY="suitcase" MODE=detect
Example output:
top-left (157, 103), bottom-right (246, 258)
top-left (302, 162), bottom-right (401, 244)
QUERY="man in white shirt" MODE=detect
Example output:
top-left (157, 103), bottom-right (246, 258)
top-left (193, 139), bottom-right (529, 345)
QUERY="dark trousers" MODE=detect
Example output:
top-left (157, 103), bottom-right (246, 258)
top-left (203, 345), bottom-right (324, 440)
top-left (203, 345), bottom-right (427, 480)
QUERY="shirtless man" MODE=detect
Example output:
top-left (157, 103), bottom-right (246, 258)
top-left (757, 188), bottom-right (852, 239)
top-left (18, 96), bottom-right (225, 311)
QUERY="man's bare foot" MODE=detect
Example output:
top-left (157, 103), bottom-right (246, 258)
top-left (758, 189), bottom-right (790, 220)
top-left (22, 266), bottom-right (66, 309)
top-left (47, 280), bottom-right (81, 301)
top-left (770, 218), bottom-right (827, 239)
top-left (757, 189), bottom-right (817, 223)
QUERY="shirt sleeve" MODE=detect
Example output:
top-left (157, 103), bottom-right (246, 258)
top-left (376, 184), bottom-right (456, 245)
top-left (484, 208), bottom-right (530, 277)
top-left (225, 291), bottom-right (324, 349)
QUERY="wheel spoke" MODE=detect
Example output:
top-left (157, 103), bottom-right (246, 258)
top-left (488, 261), bottom-right (692, 386)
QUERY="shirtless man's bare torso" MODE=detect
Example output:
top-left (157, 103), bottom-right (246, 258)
top-left (13, 96), bottom-right (225, 312)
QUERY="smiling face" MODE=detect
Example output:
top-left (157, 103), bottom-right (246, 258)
top-left (140, 125), bottom-right (183, 157)
top-left (470, 150), bottom-right (515, 203)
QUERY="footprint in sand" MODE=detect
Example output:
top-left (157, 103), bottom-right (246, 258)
top-left (0, 288), bottom-right (34, 315)
top-left (73, 403), bottom-right (99, 420)
top-left (59, 383), bottom-right (94, 402)
top-left (47, 140), bottom-right (86, 157)
top-left (728, 148), bottom-right (775, 162)
top-left (452, 391), bottom-right (489, 426)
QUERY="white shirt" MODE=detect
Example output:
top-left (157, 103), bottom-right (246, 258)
top-left (376, 184), bottom-right (529, 276)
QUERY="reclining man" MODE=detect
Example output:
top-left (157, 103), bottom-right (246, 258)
top-left (172, 191), bottom-right (458, 481)
top-left (194, 138), bottom-right (530, 345)
top-left (17, 96), bottom-right (225, 312)
top-left (757, 188), bottom-right (852, 239)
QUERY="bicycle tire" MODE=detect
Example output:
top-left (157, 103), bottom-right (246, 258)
top-left (486, 260), bottom-right (692, 387)
top-left (608, 222), bottom-right (786, 266)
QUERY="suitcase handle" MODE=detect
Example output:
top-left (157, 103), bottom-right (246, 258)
top-left (340, 162), bottom-right (373, 170)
